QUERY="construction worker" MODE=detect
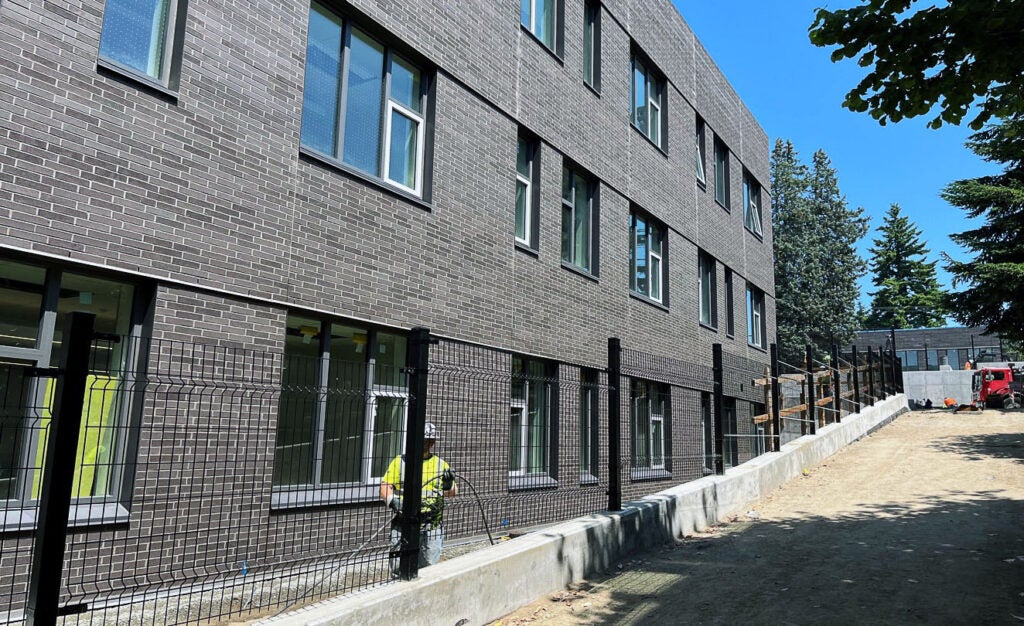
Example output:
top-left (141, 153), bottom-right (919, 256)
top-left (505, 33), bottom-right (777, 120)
top-left (380, 422), bottom-right (457, 573)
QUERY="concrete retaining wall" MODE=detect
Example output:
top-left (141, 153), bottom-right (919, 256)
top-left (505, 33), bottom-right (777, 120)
top-left (262, 394), bottom-right (909, 626)
top-left (903, 370), bottom-right (973, 407)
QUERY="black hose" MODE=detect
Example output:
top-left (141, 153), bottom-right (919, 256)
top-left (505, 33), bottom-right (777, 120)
top-left (451, 471), bottom-right (496, 545)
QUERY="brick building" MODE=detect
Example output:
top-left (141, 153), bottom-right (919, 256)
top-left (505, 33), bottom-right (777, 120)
top-left (0, 0), bottom-right (775, 614)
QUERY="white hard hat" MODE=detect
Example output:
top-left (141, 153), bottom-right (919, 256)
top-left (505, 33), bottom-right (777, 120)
top-left (424, 422), bottom-right (439, 440)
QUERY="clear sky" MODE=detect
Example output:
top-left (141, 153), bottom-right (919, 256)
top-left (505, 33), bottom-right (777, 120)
top-left (673, 0), bottom-right (1001, 307)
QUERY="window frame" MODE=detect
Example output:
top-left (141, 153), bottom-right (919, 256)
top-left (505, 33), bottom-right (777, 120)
top-left (579, 368), bottom-right (599, 483)
top-left (509, 355), bottom-right (558, 490)
top-left (746, 284), bottom-right (767, 350)
top-left (695, 117), bottom-right (707, 186)
top-left (515, 134), bottom-right (541, 251)
top-left (629, 209), bottom-right (668, 305)
top-left (630, 51), bottom-right (665, 149)
top-left (714, 136), bottom-right (730, 209)
top-left (698, 251), bottom-right (717, 329)
top-left (96, 0), bottom-right (188, 93)
top-left (630, 379), bottom-right (670, 479)
top-left (521, 0), bottom-right (564, 55)
top-left (724, 267), bottom-right (735, 338)
top-left (0, 257), bottom-right (150, 530)
top-left (743, 170), bottom-right (764, 238)
top-left (299, 2), bottom-right (433, 200)
top-left (583, 0), bottom-right (601, 91)
top-left (561, 165), bottom-right (599, 275)
top-left (271, 317), bottom-right (409, 508)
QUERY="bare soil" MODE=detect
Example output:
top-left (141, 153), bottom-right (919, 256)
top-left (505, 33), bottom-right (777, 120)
top-left (490, 409), bottom-right (1024, 625)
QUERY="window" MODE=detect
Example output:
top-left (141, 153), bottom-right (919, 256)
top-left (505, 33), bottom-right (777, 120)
top-left (583, 1), bottom-right (601, 89)
top-left (579, 369), bottom-right (599, 482)
top-left (0, 257), bottom-right (146, 526)
top-left (714, 137), bottom-right (730, 208)
top-left (631, 52), bottom-right (664, 147)
top-left (743, 171), bottom-right (763, 237)
top-left (746, 284), bottom-right (766, 349)
top-left (631, 380), bottom-right (669, 476)
top-left (695, 117), bottom-right (707, 185)
top-left (561, 166), bottom-right (597, 273)
top-left (699, 252), bottom-right (717, 328)
top-left (521, 0), bottom-right (561, 51)
top-left (725, 268), bottom-right (735, 337)
top-left (273, 315), bottom-right (408, 504)
top-left (516, 136), bottom-right (540, 249)
top-left (629, 210), bottom-right (666, 304)
top-left (723, 398), bottom-right (738, 468)
top-left (701, 392), bottom-right (714, 474)
top-left (300, 2), bottom-right (429, 196)
top-left (510, 356), bottom-right (556, 488)
top-left (98, 0), bottom-right (184, 87)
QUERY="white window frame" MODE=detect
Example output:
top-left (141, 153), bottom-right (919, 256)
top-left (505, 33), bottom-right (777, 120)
top-left (630, 211), bottom-right (665, 304)
top-left (382, 97), bottom-right (426, 196)
top-left (561, 167), bottom-right (593, 272)
top-left (631, 380), bottom-right (666, 472)
top-left (699, 252), bottom-right (716, 328)
top-left (522, 0), bottom-right (557, 49)
top-left (649, 240), bottom-right (663, 302)
top-left (631, 54), bottom-right (663, 146)
top-left (583, 1), bottom-right (599, 88)
top-left (695, 120), bottom-right (707, 184)
top-left (747, 285), bottom-right (765, 349)
top-left (509, 357), bottom-right (555, 484)
top-left (359, 383), bottom-right (409, 483)
top-left (714, 137), bottom-right (730, 208)
top-left (516, 138), bottom-right (535, 247)
top-left (650, 394), bottom-right (665, 470)
top-left (579, 369), bottom-right (598, 482)
top-left (743, 173), bottom-right (763, 237)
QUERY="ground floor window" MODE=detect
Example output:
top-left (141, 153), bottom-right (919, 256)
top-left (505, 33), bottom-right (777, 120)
top-left (510, 355), bottom-right (557, 488)
top-left (631, 379), bottom-right (669, 477)
top-left (579, 368), bottom-right (599, 482)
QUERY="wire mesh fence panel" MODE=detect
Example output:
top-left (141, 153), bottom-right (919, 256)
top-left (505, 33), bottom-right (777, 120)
top-left (619, 348), bottom-right (714, 499)
top-left (720, 352), bottom-right (773, 467)
top-left (426, 339), bottom-right (609, 543)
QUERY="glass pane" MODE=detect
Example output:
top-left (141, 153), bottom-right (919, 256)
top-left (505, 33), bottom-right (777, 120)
top-left (583, 4), bottom-right (594, 84)
top-left (634, 216), bottom-right (647, 294)
top-left (538, 0), bottom-right (554, 47)
top-left (390, 55), bottom-right (421, 112)
top-left (274, 316), bottom-right (322, 487)
top-left (99, 0), bottom-right (171, 79)
top-left (527, 362), bottom-right (547, 474)
top-left (629, 215), bottom-right (638, 292)
top-left (387, 107), bottom-right (419, 190)
top-left (516, 180), bottom-right (529, 241)
top-left (300, 4), bottom-right (344, 155)
top-left (652, 419), bottom-right (663, 466)
top-left (374, 332), bottom-right (407, 388)
top-left (574, 177), bottom-right (590, 270)
top-left (520, 0), bottom-right (530, 29)
top-left (579, 389), bottom-right (590, 472)
top-left (509, 407), bottom-right (523, 472)
top-left (0, 259), bottom-right (46, 348)
top-left (517, 139), bottom-right (531, 177)
top-left (0, 361), bottom-right (33, 500)
top-left (322, 324), bottom-right (369, 484)
top-left (370, 397), bottom-right (406, 478)
top-left (562, 167), bottom-right (572, 201)
top-left (511, 357), bottom-right (525, 401)
top-left (342, 28), bottom-right (385, 176)
top-left (650, 255), bottom-right (661, 302)
top-left (650, 101), bottom-right (660, 145)
top-left (562, 200), bottom-right (573, 263)
top-left (52, 273), bottom-right (135, 370)
top-left (632, 62), bottom-right (647, 134)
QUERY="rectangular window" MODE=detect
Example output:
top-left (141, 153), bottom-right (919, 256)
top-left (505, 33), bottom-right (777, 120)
top-left (300, 2), bottom-right (429, 196)
top-left (695, 117), bottom-right (707, 185)
top-left (561, 166), bottom-right (596, 273)
top-left (516, 135), bottom-right (540, 249)
top-left (629, 210), bottom-right (666, 304)
top-left (631, 380), bottom-right (669, 475)
top-left (510, 356), bottom-right (556, 488)
top-left (99, 0), bottom-right (184, 87)
top-left (583, 1), bottom-right (601, 89)
top-left (746, 284), bottom-right (766, 349)
top-left (723, 398), bottom-right (738, 468)
top-left (743, 171), bottom-right (763, 237)
top-left (273, 315), bottom-right (408, 502)
top-left (579, 369), bottom-right (599, 482)
top-left (725, 268), bottom-right (735, 337)
top-left (521, 0), bottom-right (560, 51)
top-left (701, 392), bottom-right (714, 474)
top-left (714, 137), bottom-right (730, 208)
top-left (699, 251), bottom-right (717, 328)
top-left (0, 257), bottom-right (146, 525)
top-left (630, 52), bottom-right (664, 147)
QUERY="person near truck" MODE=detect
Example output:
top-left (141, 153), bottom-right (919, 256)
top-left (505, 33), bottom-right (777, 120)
top-left (380, 422), bottom-right (457, 572)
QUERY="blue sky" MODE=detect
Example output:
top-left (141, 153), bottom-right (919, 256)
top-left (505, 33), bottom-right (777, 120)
top-left (673, 0), bottom-right (1001, 307)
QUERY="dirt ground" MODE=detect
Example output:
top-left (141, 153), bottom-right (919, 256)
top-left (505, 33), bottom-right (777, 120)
top-left (490, 409), bottom-right (1024, 625)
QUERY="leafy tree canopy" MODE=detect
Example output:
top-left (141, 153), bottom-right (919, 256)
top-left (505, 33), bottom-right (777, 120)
top-left (809, 0), bottom-right (1024, 129)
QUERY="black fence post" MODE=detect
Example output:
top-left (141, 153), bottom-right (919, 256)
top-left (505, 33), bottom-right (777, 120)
top-left (867, 347), bottom-right (876, 405)
top-left (879, 348), bottom-right (890, 398)
top-left (889, 348), bottom-right (899, 395)
top-left (712, 344), bottom-right (725, 474)
top-left (805, 345), bottom-right (817, 435)
top-left (607, 337), bottom-right (622, 512)
top-left (769, 343), bottom-right (782, 452)
top-left (27, 312), bottom-right (95, 626)
top-left (851, 345), bottom-right (862, 411)
top-left (398, 326), bottom-right (431, 581)
top-left (831, 344), bottom-right (842, 422)
top-left (895, 352), bottom-right (904, 393)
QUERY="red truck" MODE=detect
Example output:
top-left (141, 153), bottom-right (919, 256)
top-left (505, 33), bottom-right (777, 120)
top-left (971, 365), bottom-right (1024, 409)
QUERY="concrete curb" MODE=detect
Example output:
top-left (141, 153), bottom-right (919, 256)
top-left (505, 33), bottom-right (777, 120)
top-left (261, 394), bottom-right (909, 626)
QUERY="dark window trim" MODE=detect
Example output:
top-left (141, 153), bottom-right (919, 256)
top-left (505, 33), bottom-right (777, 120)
top-left (96, 0), bottom-right (189, 93)
top-left (583, 0), bottom-right (602, 92)
top-left (714, 136), bottom-right (731, 210)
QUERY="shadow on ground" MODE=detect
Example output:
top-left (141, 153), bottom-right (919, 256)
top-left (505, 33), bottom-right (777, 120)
top-left (551, 490), bottom-right (1024, 625)
top-left (931, 432), bottom-right (1024, 463)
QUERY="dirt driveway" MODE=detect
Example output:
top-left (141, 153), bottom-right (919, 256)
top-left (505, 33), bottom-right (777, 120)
top-left (491, 409), bottom-right (1024, 625)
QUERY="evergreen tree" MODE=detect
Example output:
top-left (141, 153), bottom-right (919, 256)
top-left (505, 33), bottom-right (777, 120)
top-left (806, 150), bottom-right (869, 352)
top-left (942, 115), bottom-right (1024, 344)
top-left (771, 141), bottom-right (868, 365)
top-left (864, 204), bottom-right (946, 329)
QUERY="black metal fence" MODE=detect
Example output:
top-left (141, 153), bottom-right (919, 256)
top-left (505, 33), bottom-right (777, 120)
top-left (0, 314), bottom-right (904, 625)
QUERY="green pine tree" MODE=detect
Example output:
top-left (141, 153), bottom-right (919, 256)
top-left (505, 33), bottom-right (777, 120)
top-left (942, 115), bottom-right (1024, 344)
top-left (864, 204), bottom-right (946, 329)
